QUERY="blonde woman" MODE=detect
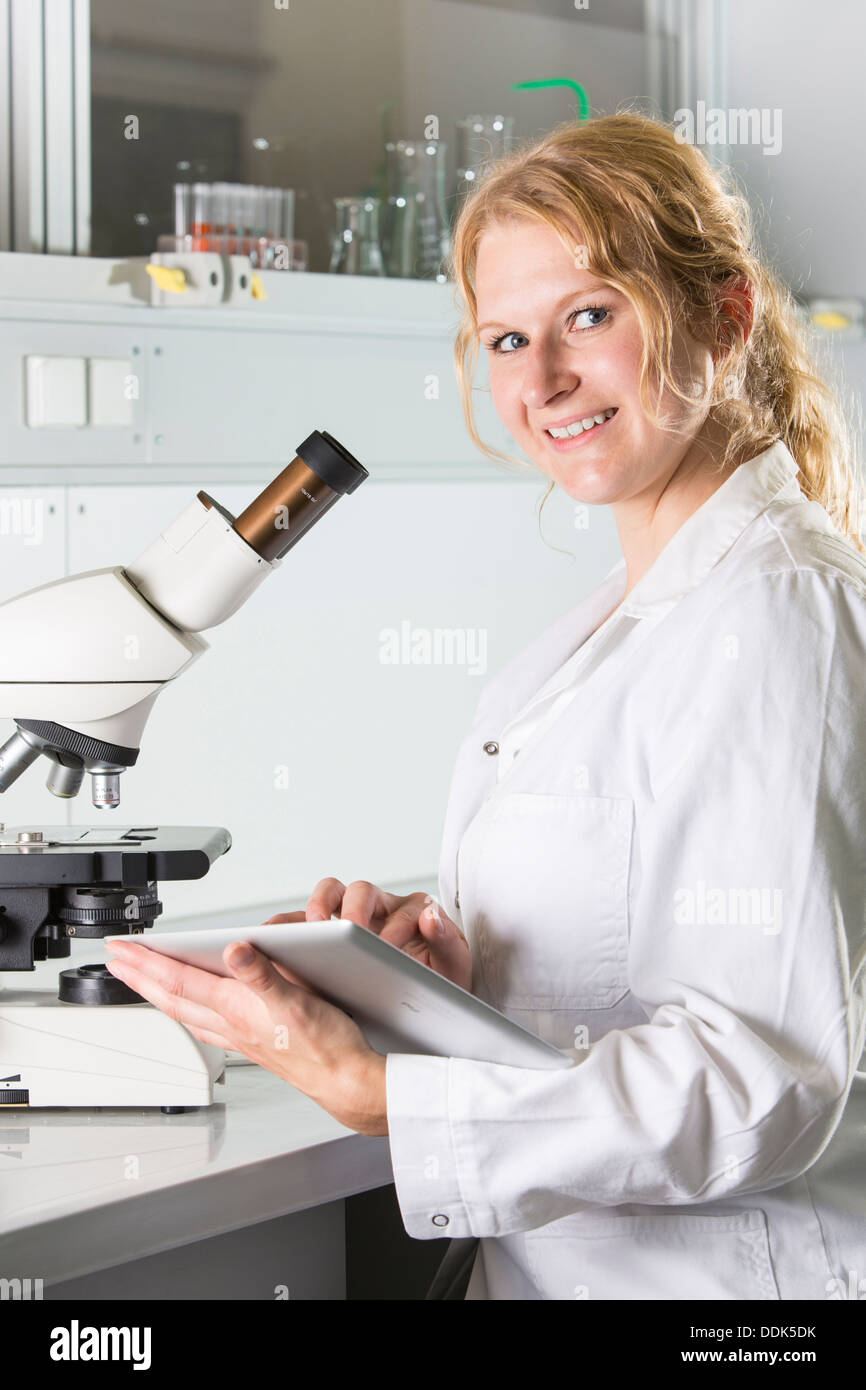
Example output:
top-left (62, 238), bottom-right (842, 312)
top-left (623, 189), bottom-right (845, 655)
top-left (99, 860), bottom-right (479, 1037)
top-left (108, 112), bottom-right (866, 1302)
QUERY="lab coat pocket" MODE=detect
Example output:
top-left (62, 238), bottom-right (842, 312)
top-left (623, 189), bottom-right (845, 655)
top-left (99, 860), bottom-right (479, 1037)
top-left (472, 792), bottom-right (632, 1010)
top-left (522, 1209), bottom-right (781, 1301)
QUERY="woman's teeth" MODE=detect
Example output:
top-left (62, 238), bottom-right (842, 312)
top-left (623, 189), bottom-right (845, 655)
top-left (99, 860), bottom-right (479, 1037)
top-left (547, 408), bottom-right (616, 439)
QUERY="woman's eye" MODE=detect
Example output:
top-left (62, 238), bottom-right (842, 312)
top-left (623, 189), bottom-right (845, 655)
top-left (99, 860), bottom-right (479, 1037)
top-left (576, 306), bottom-right (610, 330)
top-left (487, 305), bottom-right (610, 355)
top-left (493, 332), bottom-right (529, 354)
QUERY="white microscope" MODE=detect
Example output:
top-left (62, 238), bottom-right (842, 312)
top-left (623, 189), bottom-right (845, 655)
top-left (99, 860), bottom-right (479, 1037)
top-left (0, 429), bottom-right (368, 1111)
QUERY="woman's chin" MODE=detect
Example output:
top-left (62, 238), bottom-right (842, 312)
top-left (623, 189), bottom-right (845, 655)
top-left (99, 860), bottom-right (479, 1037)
top-left (542, 462), bottom-right (621, 505)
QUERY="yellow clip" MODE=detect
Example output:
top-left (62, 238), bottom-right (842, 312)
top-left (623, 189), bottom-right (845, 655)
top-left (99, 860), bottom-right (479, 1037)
top-left (146, 264), bottom-right (189, 294)
top-left (811, 310), bottom-right (851, 330)
top-left (251, 273), bottom-right (266, 301)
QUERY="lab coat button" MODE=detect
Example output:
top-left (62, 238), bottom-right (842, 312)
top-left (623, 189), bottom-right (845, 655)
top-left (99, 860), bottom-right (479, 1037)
top-left (432, 1213), bottom-right (450, 1227)
top-left (483, 741), bottom-right (499, 755)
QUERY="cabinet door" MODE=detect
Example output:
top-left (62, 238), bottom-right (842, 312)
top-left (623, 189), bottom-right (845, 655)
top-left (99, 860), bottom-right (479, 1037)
top-left (0, 488), bottom-right (68, 828)
top-left (86, 0), bottom-right (664, 269)
top-left (0, 488), bottom-right (66, 603)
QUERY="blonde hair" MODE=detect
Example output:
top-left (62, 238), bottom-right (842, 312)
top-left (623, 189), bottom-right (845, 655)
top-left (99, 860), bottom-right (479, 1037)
top-left (449, 110), bottom-right (866, 555)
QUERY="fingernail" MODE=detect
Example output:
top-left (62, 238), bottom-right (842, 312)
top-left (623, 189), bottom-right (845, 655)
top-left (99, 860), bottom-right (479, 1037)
top-left (430, 900), bottom-right (447, 935)
top-left (228, 945), bottom-right (255, 967)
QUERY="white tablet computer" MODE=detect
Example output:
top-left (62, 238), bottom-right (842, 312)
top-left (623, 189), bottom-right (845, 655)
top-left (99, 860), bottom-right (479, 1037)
top-left (105, 919), bottom-right (573, 1071)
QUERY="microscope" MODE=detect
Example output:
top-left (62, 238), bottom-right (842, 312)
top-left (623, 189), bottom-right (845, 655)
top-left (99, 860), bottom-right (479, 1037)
top-left (0, 430), bottom-right (368, 1111)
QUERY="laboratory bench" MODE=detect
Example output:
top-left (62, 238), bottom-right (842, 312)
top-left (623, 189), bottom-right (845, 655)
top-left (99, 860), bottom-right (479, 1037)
top-left (0, 885), bottom-right (451, 1301)
top-left (0, 1058), bottom-right (450, 1301)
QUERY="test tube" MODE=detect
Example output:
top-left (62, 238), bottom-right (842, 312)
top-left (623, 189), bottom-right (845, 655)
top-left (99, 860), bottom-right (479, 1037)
top-left (191, 182), bottom-right (211, 252)
top-left (233, 186), bottom-right (246, 256)
top-left (265, 189), bottom-right (295, 270)
top-left (212, 182), bottom-right (228, 253)
top-left (264, 187), bottom-right (281, 239)
top-left (252, 185), bottom-right (268, 265)
top-left (259, 188), bottom-right (278, 268)
top-left (173, 183), bottom-right (190, 241)
top-left (281, 188), bottom-right (295, 242)
top-left (227, 184), bottom-right (242, 254)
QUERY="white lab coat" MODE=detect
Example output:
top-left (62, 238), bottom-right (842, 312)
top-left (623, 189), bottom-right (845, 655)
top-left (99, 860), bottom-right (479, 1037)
top-left (385, 439), bottom-right (866, 1300)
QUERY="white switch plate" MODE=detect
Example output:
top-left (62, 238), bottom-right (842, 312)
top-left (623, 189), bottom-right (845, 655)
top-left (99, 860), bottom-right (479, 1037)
top-left (88, 357), bottom-right (135, 427)
top-left (24, 355), bottom-right (87, 428)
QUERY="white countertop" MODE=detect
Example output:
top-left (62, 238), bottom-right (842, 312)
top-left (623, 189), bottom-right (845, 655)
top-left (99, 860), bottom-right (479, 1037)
top-left (0, 1060), bottom-right (392, 1284)
top-left (0, 887), bottom-right (442, 1282)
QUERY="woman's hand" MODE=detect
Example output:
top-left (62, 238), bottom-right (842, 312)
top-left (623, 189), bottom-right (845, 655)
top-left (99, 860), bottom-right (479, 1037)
top-left (265, 878), bottom-right (473, 992)
top-left (104, 938), bottom-right (389, 1136)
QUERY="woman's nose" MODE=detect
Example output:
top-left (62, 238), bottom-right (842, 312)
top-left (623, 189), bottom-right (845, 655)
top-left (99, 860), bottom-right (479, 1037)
top-left (519, 345), bottom-right (578, 411)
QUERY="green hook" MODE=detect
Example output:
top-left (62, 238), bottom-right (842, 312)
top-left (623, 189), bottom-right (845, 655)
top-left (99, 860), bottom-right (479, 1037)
top-left (511, 79), bottom-right (590, 121)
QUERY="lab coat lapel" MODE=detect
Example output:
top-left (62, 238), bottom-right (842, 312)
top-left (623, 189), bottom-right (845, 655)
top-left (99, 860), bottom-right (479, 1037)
top-left (438, 559), bottom-right (628, 919)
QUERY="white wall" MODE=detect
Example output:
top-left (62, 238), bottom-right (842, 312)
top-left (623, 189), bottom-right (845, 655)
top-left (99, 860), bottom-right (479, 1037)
top-left (724, 0), bottom-right (866, 448)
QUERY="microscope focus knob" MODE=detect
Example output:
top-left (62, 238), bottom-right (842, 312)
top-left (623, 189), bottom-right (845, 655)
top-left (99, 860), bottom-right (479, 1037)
top-left (58, 963), bottom-right (144, 1006)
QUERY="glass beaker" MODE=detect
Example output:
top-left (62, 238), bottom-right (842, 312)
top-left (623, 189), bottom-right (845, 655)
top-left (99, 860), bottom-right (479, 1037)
top-left (454, 115), bottom-right (515, 220)
top-left (383, 139), bottom-right (451, 281)
top-left (329, 197), bottom-right (385, 276)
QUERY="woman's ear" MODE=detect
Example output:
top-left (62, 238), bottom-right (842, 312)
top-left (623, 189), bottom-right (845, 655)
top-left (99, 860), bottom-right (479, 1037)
top-left (716, 276), bottom-right (754, 352)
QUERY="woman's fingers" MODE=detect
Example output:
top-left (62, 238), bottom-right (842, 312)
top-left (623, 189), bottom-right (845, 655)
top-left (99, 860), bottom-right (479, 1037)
top-left (416, 901), bottom-right (473, 987)
top-left (305, 877), bottom-right (349, 921)
top-left (263, 882), bottom-right (451, 960)
top-left (337, 880), bottom-right (396, 928)
top-left (223, 942), bottom-right (314, 994)
top-left (377, 894), bottom-right (433, 950)
top-left (105, 949), bottom-right (237, 1036)
top-left (264, 877), bottom-right (352, 927)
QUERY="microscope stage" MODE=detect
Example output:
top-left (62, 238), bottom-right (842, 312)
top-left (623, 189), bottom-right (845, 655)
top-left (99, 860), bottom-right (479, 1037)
top-left (0, 825), bottom-right (231, 884)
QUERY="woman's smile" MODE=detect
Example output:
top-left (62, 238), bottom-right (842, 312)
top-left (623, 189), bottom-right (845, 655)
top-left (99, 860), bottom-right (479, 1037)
top-left (542, 406), bottom-right (618, 451)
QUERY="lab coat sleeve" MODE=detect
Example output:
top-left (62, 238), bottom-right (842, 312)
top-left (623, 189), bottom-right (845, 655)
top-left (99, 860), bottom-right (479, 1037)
top-left (385, 568), bottom-right (866, 1240)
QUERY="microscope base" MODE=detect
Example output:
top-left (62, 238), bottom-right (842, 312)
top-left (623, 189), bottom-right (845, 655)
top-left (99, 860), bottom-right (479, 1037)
top-left (0, 990), bottom-right (226, 1108)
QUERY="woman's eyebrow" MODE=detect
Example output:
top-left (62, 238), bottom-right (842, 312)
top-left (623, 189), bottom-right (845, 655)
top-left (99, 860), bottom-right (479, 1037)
top-left (477, 282), bottom-right (620, 333)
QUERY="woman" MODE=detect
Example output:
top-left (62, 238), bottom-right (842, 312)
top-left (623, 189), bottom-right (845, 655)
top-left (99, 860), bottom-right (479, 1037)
top-left (106, 112), bottom-right (866, 1301)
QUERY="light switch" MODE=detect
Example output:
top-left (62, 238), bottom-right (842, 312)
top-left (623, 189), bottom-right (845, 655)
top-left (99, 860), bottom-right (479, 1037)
top-left (25, 355), bottom-right (87, 428)
top-left (88, 357), bottom-right (135, 427)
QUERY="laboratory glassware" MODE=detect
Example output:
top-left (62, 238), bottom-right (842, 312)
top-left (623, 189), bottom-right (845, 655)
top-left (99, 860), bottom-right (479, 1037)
top-left (454, 115), bottom-right (515, 220)
top-left (383, 139), bottom-right (451, 280)
top-left (329, 197), bottom-right (385, 276)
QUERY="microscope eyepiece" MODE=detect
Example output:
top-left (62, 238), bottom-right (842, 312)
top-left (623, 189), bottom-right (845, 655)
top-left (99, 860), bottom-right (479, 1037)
top-left (232, 428), bottom-right (369, 563)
